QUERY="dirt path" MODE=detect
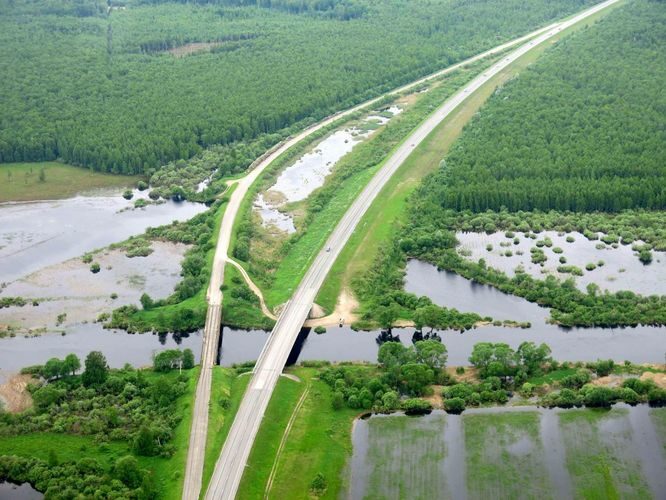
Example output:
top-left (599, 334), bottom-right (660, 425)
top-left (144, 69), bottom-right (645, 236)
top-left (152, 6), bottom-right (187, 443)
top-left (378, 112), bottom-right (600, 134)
top-left (304, 288), bottom-right (360, 327)
top-left (225, 258), bottom-right (277, 320)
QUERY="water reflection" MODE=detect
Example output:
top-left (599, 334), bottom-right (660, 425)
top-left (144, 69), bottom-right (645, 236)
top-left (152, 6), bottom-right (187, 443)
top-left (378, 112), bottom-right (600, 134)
top-left (0, 323), bottom-right (201, 375)
top-left (217, 322), bottom-right (666, 367)
top-left (0, 482), bottom-right (43, 500)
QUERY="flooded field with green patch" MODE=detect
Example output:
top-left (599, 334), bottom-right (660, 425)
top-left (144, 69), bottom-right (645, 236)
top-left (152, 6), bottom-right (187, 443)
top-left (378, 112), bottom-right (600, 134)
top-left (349, 406), bottom-right (666, 499)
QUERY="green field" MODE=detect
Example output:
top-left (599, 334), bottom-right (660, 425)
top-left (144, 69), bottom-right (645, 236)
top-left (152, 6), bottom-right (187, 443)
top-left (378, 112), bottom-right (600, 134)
top-left (201, 368), bottom-right (251, 494)
top-left (0, 162), bottom-right (137, 202)
top-left (238, 367), bottom-right (358, 499)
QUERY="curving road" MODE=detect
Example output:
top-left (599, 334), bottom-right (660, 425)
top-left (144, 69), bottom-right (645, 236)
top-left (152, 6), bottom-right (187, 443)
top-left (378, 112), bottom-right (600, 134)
top-left (201, 0), bottom-right (620, 498)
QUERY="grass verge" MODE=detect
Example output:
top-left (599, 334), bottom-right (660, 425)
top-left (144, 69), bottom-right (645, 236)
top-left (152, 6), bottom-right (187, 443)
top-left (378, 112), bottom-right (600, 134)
top-left (0, 162), bottom-right (138, 202)
top-left (237, 367), bottom-right (358, 499)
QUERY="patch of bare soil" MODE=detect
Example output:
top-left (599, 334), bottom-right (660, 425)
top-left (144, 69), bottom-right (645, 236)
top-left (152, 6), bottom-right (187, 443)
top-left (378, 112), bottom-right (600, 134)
top-left (424, 384), bottom-right (444, 409)
top-left (304, 288), bottom-right (359, 327)
top-left (592, 374), bottom-right (628, 388)
top-left (0, 374), bottom-right (34, 413)
top-left (446, 366), bottom-right (480, 384)
top-left (641, 371), bottom-right (666, 389)
top-left (168, 42), bottom-right (221, 58)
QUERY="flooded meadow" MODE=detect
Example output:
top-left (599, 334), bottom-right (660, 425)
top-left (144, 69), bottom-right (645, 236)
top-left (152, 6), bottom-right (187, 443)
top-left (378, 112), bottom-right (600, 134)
top-left (349, 406), bottom-right (666, 500)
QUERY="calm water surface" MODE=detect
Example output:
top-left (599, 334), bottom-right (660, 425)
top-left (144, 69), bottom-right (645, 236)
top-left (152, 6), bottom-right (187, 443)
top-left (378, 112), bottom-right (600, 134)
top-left (0, 482), bottom-right (42, 500)
top-left (349, 405), bottom-right (666, 500)
top-left (0, 190), bottom-right (206, 282)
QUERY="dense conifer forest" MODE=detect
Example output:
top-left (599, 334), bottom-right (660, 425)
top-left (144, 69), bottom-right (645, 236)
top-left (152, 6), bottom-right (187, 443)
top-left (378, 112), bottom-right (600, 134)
top-left (430, 0), bottom-right (666, 212)
top-left (0, 0), bottom-right (599, 174)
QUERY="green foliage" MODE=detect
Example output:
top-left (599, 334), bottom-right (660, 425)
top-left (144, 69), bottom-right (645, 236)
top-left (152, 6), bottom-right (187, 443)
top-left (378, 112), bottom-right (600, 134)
top-left (0, 0), bottom-right (598, 173)
top-left (0, 454), bottom-right (153, 499)
top-left (82, 351), bottom-right (108, 387)
top-left (90, 262), bottom-right (101, 273)
top-left (153, 348), bottom-right (196, 372)
top-left (401, 398), bottom-right (432, 415)
top-left (433, 1), bottom-right (666, 213)
top-left (443, 397), bottom-right (466, 414)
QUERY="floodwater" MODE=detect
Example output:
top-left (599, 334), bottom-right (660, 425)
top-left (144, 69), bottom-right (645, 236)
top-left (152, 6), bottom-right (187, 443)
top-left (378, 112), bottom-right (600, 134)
top-left (0, 189), bottom-right (206, 283)
top-left (0, 242), bottom-right (187, 332)
top-left (404, 259), bottom-right (666, 361)
top-left (457, 231), bottom-right (666, 295)
top-left (0, 323), bottom-right (201, 382)
top-left (349, 406), bottom-right (666, 500)
top-left (255, 107), bottom-right (401, 233)
top-left (0, 482), bottom-right (42, 500)
top-left (218, 321), bottom-right (666, 367)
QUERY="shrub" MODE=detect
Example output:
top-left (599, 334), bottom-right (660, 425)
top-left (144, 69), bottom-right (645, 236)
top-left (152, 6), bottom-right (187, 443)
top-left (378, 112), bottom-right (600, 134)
top-left (583, 387), bottom-right (615, 408)
top-left (443, 397), bottom-right (466, 414)
top-left (402, 398), bottom-right (432, 415)
top-left (122, 190), bottom-right (134, 200)
top-left (90, 262), bottom-right (101, 273)
top-left (648, 388), bottom-right (666, 407)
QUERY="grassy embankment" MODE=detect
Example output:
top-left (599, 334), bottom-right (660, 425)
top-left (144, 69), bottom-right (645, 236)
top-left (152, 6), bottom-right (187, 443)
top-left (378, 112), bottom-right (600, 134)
top-left (316, 0), bottom-right (624, 315)
top-left (0, 369), bottom-right (199, 499)
top-left (0, 162), bottom-right (138, 202)
top-left (229, 58), bottom-right (498, 315)
top-left (237, 367), bottom-right (358, 499)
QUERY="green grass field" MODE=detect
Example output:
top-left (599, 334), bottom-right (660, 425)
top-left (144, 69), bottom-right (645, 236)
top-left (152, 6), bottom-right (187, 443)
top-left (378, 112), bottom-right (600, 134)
top-left (201, 367), bottom-right (251, 494)
top-left (0, 162), bottom-right (138, 202)
top-left (237, 367), bottom-right (358, 499)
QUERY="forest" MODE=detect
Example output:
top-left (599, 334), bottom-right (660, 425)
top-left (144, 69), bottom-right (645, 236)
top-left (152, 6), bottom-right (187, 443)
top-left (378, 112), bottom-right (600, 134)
top-left (432, 0), bottom-right (666, 213)
top-left (355, 1), bottom-right (666, 329)
top-left (0, 0), bottom-right (599, 174)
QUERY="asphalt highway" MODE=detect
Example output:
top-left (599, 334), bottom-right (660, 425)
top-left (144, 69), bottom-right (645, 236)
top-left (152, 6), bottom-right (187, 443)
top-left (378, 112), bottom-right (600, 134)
top-left (184, 1), bottom-right (620, 497)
